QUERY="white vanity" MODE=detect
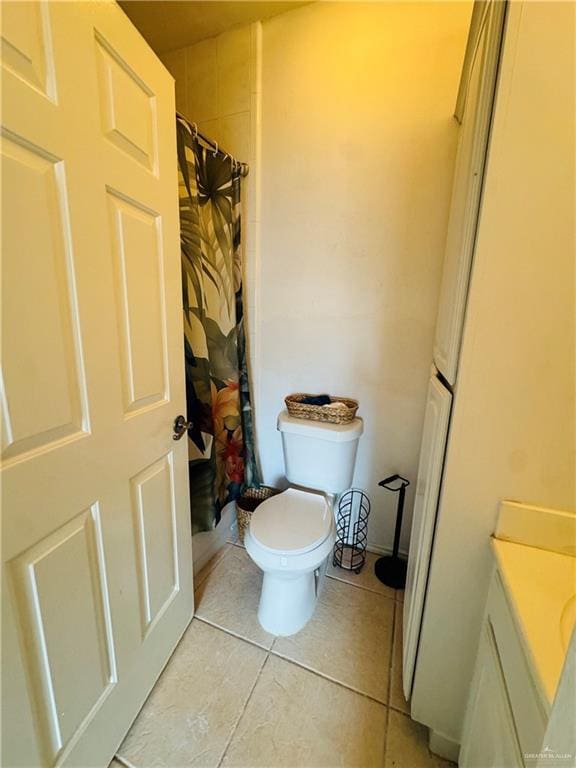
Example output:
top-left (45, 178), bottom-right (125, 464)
top-left (460, 502), bottom-right (576, 768)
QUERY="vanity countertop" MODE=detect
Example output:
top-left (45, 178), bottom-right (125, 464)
top-left (491, 536), bottom-right (576, 708)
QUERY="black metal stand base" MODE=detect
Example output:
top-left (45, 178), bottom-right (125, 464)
top-left (374, 555), bottom-right (407, 589)
top-left (376, 474), bottom-right (410, 590)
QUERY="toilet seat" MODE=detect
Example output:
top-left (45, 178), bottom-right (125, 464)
top-left (249, 488), bottom-right (332, 556)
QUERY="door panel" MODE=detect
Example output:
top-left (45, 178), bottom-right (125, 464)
top-left (403, 374), bottom-right (452, 699)
top-left (10, 505), bottom-right (116, 763)
top-left (1, 2), bottom-right (193, 766)
top-left (131, 453), bottom-right (179, 636)
top-left (0, 1), bottom-right (56, 100)
top-left (1, 133), bottom-right (88, 461)
top-left (95, 33), bottom-right (157, 172)
top-left (107, 191), bottom-right (168, 415)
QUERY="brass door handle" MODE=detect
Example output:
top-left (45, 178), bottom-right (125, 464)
top-left (173, 415), bottom-right (192, 440)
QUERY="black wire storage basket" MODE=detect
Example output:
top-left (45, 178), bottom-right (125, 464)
top-left (333, 489), bottom-right (371, 573)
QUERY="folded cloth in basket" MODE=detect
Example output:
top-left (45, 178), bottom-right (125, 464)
top-left (300, 394), bottom-right (331, 406)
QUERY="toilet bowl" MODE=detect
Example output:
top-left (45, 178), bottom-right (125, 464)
top-left (245, 487), bottom-right (335, 636)
top-left (245, 410), bottom-right (364, 636)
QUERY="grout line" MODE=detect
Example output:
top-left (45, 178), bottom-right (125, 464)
top-left (269, 647), bottom-right (389, 708)
top-left (114, 754), bottom-right (139, 768)
top-left (193, 547), bottom-right (404, 708)
top-left (195, 614), bottom-right (392, 710)
top-left (390, 603), bottom-right (411, 716)
top-left (388, 702), bottom-right (412, 716)
top-left (194, 614), bottom-right (273, 653)
top-left (217, 653), bottom-right (271, 768)
top-left (382, 599), bottom-right (397, 767)
top-left (388, 603), bottom-right (398, 703)
top-left (325, 571), bottom-right (397, 600)
top-left (214, 543), bottom-right (404, 605)
top-left (218, 543), bottom-right (404, 602)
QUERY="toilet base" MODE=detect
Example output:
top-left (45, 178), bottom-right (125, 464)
top-left (258, 570), bottom-right (317, 636)
top-left (245, 513), bottom-right (335, 638)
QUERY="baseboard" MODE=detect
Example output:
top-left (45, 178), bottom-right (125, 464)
top-left (429, 729), bottom-right (460, 763)
top-left (366, 542), bottom-right (409, 559)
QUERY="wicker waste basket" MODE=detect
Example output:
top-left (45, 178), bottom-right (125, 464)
top-left (236, 486), bottom-right (280, 543)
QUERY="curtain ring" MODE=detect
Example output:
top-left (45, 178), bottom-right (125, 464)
top-left (212, 141), bottom-right (218, 157)
top-left (192, 122), bottom-right (198, 139)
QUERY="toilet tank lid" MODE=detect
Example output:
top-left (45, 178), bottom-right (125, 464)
top-left (277, 410), bottom-right (364, 442)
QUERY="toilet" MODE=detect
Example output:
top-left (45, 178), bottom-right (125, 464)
top-left (245, 410), bottom-right (364, 636)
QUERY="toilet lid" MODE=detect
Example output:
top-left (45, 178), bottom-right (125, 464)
top-left (249, 488), bottom-right (332, 555)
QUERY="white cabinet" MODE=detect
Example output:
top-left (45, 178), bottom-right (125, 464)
top-left (461, 569), bottom-right (549, 768)
top-left (460, 623), bottom-right (524, 768)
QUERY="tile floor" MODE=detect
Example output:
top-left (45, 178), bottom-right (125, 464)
top-left (114, 544), bottom-right (454, 768)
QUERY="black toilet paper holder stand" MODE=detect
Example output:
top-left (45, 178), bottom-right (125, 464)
top-left (374, 474), bottom-right (410, 589)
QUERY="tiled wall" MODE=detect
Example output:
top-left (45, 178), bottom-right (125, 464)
top-left (160, 24), bottom-right (261, 399)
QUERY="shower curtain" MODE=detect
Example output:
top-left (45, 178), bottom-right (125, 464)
top-left (176, 114), bottom-right (260, 534)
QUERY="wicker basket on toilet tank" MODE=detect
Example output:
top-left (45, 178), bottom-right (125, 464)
top-left (285, 393), bottom-right (359, 425)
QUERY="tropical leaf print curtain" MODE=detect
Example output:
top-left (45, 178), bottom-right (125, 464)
top-left (176, 114), bottom-right (260, 534)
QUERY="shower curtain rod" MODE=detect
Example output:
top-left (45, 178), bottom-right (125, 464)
top-left (177, 111), bottom-right (249, 178)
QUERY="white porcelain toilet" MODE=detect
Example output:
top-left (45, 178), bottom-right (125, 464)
top-left (245, 410), bottom-right (364, 636)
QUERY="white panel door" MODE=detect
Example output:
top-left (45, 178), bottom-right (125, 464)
top-left (403, 374), bottom-right (451, 699)
top-left (1, 3), bottom-right (193, 767)
top-left (433, 0), bottom-right (505, 385)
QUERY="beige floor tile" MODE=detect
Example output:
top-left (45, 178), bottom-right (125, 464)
top-left (193, 546), bottom-right (229, 590)
top-left (118, 620), bottom-right (266, 768)
top-left (327, 551), bottom-right (395, 599)
top-left (272, 576), bottom-right (394, 702)
top-left (390, 601), bottom-right (410, 714)
top-left (195, 544), bottom-right (275, 649)
top-left (221, 655), bottom-right (387, 768)
top-left (385, 710), bottom-right (455, 768)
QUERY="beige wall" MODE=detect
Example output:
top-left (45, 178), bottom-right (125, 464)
top-left (412, 0), bottom-right (576, 743)
top-left (256, 2), bottom-right (472, 551)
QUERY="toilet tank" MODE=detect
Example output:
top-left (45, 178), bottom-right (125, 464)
top-left (277, 410), bottom-right (364, 494)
